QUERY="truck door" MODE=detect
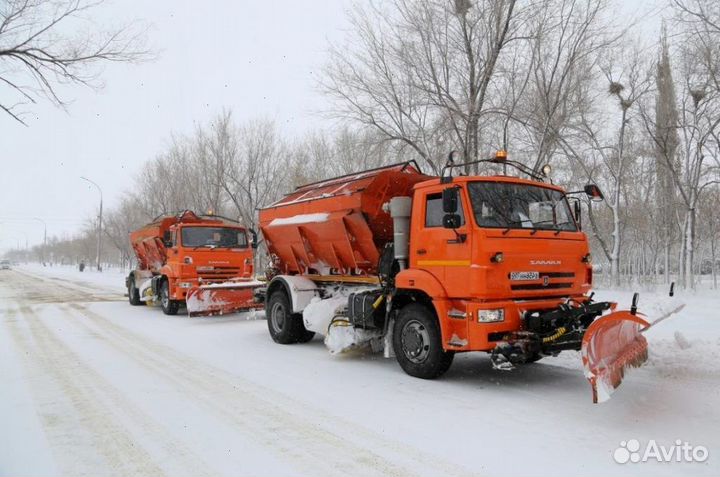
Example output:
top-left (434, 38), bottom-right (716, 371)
top-left (411, 188), bottom-right (472, 294)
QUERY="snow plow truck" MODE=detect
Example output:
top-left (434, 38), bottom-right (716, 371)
top-left (127, 210), bottom-right (262, 317)
top-left (258, 153), bottom-right (670, 403)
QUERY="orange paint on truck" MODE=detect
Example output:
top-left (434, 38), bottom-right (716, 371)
top-left (258, 158), bottom-right (654, 402)
top-left (127, 210), bottom-right (260, 316)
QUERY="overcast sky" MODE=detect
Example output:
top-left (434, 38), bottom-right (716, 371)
top-left (0, 0), bottom-right (352, 251)
top-left (0, 0), bottom-right (663, 253)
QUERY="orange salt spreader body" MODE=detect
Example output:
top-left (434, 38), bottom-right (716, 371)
top-left (126, 210), bottom-right (262, 317)
top-left (257, 157), bottom-right (678, 402)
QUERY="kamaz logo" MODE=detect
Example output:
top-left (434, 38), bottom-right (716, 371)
top-left (530, 260), bottom-right (561, 266)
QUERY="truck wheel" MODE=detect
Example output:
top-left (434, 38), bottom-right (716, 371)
top-left (393, 303), bottom-right (454, 379)
top-left (127, 276), bottom-right (141, 306)
top-left (160, 279), bottom-right (180, 315)
top-left (267, 288), bottom-right (315, 344)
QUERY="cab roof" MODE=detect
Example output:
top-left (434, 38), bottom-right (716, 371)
top-left (414, 174), bottom-right (566, 193)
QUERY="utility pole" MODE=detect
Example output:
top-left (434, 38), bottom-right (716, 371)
top-left (33, 217), bottom-right (47, 265)
top-left (81, 176), bottom-right (103, 272)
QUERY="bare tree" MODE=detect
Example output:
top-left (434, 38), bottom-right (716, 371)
top-left (514, 0), bottom-right (621, 173)
top-left (221, 119), bottom-right (291, 230)
top-left (559, 43), bottom-right (652, 286)
top-left (321, 0), bottom-right (521, 173)
top-left (0, 0), bottom-right (148, 124)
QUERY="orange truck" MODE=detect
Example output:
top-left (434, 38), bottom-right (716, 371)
top-left (258, 154), bottom-right (665, 402)
top-left (127, 210), bottom-right (262, 316)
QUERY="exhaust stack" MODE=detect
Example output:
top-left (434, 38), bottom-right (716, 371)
top-left (384, 196), bottom-right (412, 270)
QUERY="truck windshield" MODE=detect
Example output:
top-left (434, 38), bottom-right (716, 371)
top-left (181, 227), bottom-right (248, 248)
top-left (467, 182), bottom-right (577, 232)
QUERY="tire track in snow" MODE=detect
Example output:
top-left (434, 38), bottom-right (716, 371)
top-left (67, 302), bottom-right (475, 477)
top-left (6, 304), bottom-right (213, 477)
top-left (10, 269), bottom-right (123, 304)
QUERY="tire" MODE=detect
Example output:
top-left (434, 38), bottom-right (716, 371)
top-left (393, 303), bottom-right (454, 379)
top-left (525, 352), bottom-right (543, 364)
top-left (296, 329), bottom-right (316, 343)
top-left (160, 279), bottom-right (180, 315)
top-left (128, 275), bottom-right (142, 306)
top-left (267, 288), bottom-right (315, 344)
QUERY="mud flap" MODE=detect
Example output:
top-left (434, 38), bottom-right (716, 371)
top-left (186, 282), bottom-right (262, 317)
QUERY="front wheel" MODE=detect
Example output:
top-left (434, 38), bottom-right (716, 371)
top-left (160, 279), bottom-right (180, 315)
top-left (267, 288), bottom-right (315, 344)
top-left (393, 303), bottom-right (454, 379)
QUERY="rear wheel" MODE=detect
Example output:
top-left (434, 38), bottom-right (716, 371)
top-left (127, 275), bottom-right (141, 306)
top-left (267, 288), bottom-right (315, 344)
top-left (160, 279), bottom-right (180, 315)
top-left (393, 303), bottom-right (454, 379)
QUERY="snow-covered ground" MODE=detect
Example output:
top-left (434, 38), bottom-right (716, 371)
top-left (1, 264), bottom-right (718, 476)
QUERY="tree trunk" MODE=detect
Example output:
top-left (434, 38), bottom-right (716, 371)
top-left (685, 206), bottom-right (696, 290)
top-left (712, 239), bottom-right (717, 289)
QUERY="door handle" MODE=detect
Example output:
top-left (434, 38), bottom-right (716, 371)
top-left (417, 248), bottom-right (427, 255)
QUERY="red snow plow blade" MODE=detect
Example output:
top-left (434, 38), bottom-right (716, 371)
top-left (581, 310), bottom-right (650, 403)
top-left (186, 281), bottom-right (263, 317)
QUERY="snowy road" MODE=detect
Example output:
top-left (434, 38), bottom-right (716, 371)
top-left (1, 266), bottom-right (718, 476)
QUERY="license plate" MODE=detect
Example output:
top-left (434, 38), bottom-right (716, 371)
top-left (510, 271), bottom-right (539, 281)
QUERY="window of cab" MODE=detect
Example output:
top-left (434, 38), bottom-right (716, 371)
top-left (424, 192), bottom-right (465, 228)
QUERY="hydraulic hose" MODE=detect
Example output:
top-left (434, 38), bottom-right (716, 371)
top-left (542, 326), bottom-right (567, 344)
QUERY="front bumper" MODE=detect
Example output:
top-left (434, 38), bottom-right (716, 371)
top-left (438, 295), bottom-right (589, 352)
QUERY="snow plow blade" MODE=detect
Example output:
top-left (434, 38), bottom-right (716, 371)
top-left (186, 281), bottom-right (263, 317)
top-left (581, 310), bottom-right (650, 403)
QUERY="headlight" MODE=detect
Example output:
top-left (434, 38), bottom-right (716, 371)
top-left (477, 309), bottom-right (504, 323)
top-left (183, 256), bottom-right (193, 264)
top-left (178, 282), bottom-right (193, 288)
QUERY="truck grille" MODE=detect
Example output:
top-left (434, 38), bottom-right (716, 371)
top-left (198, 267), bottom-right (243, 282)
top-left (509, 271), bottom-right (575, 291)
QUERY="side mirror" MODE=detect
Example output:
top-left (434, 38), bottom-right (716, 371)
top-left (442, 187), bottom-right (459, 213)
top-left (162, 230), bottom-right (173, 248)
top-left (443, 214), bottom-right (462, 229)
top-left (249, 229), bottom-right (259, 249)
top-left (584, 184), bottom-right (604, 202)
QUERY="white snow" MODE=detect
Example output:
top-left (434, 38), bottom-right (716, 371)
top-left (138, 277), bottom-right (154, 301)
top-left (2, 265), bottom-right (719, 476)
top-left (448, 333), bottom-right (468, 346)
top-left (325, 325), bottom-right (383, 355)
top-left (198, 279), bottom-right (264, 289)
top-left (302, 294), bottom-right (345, 335)
top-left (300, 285), bottom-right (383, 354)
top-left (185, 289), bottom-right (228, 314)
top-left (268, 212), bottom-right (329, 227)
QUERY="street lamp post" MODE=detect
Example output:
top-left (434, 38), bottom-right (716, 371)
top-left (80, 176), bottom-right (103, 272)
top-left (32, 217), bottom-right (47, 265)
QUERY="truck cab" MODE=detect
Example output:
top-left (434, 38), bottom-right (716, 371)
top-left (396, 175), bottom-right (593, 353)
top-left (162, 222), bottom-right (255, 299)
